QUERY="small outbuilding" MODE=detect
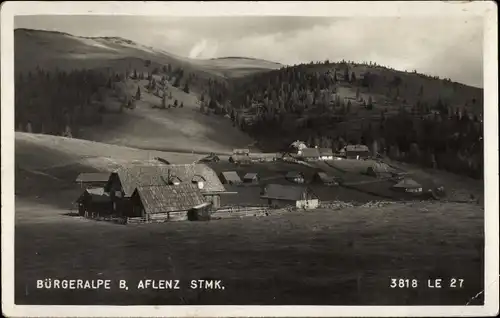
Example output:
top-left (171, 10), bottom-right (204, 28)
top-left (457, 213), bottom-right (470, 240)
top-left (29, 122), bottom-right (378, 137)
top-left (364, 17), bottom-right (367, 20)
top-left (75, 187), bottom-right (112, 216)
top-left (261, 184), bottom-right (319, 209)
top-left (297, 147), bottom-right (320, 160)
top-left (319, 148), bottom-right (334, 160)
top-left (75, 172), bottom-right (111, 189)
top-left (219, 171), bottom-right (242, 185)
top-left (243, 172), bottom-right (259, 184)
top-left (345, 145), bottom-right (371, 160)
top-left (229, 154), bottom-right (252, 165)
top-left (285, 171), bottom-right (305, 184)
top-left (392, 178), bottom-right (423, 194)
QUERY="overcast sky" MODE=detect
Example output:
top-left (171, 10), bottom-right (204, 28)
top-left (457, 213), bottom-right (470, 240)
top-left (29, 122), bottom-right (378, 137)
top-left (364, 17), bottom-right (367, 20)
top-left (15, 15), bottom-right (483, 87)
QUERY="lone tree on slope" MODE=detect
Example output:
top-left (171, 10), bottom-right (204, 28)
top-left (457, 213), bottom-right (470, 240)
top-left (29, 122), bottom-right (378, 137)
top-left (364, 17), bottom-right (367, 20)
top-left (135, 86), bottom-right (141, 100)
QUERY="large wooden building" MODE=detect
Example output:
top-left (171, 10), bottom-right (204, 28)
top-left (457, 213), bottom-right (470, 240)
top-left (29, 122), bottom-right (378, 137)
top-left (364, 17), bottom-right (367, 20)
top-left (104, 164), bottom-right (227, 217)
top-left (131, 184), bottom-right (211, 221)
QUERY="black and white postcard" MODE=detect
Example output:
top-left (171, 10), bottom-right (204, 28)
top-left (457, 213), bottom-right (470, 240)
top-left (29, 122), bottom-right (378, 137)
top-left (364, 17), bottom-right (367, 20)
top-left (1, 1), bottom-right (498, 317)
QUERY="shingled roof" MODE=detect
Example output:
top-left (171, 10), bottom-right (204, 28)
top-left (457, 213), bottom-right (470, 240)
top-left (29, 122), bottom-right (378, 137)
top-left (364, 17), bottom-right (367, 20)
top-left (133, 184), bottom-right (208, 214)
top-left (299, 148), bottom-right (320, 158)
top-left (113, 164), bottom-right (226, 197)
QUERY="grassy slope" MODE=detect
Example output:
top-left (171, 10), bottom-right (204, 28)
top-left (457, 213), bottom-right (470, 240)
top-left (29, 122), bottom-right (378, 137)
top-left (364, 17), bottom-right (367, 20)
top-left (14, 29), bottom-right (281, 79)
top-left (78, 77), bottom-right (255, 154)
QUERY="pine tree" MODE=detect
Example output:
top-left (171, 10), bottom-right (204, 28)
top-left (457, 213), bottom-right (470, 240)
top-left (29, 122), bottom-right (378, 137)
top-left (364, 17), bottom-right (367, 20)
top-left (174, 99), bottom-right (178, 107)
top-left (183, 82), bottom-right (190, 94)
top-left (133, 69), bottom-right (138, 79)
top-left (135, 86), bottom-right (141, 100)
top-left (180, 102), bottom-right (184, 108)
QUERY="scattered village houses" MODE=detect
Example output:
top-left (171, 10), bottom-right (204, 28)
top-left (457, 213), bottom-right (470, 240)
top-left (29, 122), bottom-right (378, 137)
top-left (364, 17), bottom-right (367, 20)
top-left (243, 172), bottom-right (259, 184)
top-left (219, 171), bottom-right (242, 185)
top-left (261, 184), bottom-right (319, 209)
top-left (286, 171), bottom-right (306, 184)
top-left (345, 145), bottom-right (371, 160)
top-left (312, 172), bottom-right (339, 186)
top-left (75, 172), bottom-right (111, 189)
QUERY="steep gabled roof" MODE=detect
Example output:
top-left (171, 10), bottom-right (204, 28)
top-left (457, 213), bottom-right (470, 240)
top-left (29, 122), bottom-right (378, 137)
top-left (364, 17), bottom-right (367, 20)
top-left (300, 148), bottom-right (320, 158)
top-left (113, 164), bottom-right (225, 197)
top-left (133, 184), bottom-right (208, 214)
top-left (220, 171), bottom-right (242, 183)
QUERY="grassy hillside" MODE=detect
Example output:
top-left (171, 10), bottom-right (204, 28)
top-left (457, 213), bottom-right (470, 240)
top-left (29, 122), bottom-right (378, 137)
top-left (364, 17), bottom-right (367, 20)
top-left (14, 29), bottom-right (281, 80)
top-left (15, 132), bottom-right (204, 206)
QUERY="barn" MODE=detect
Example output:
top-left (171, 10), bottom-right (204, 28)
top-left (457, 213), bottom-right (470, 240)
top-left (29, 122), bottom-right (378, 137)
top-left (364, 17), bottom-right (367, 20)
top-left (75, 187), bottom-right (112, 217)
top-left (130, 184), bottom-right (211, 222)
top-left (345, 145), bottom-right (371, 160)
top-left (243, 172), bottom-right (259, 184)
top-left (285, 171), bottom-right (305, 184)
top-left (75, 172), bottom-right (111, 189)
top-left (392, 178), bottom-right (423, 194)
top-left (261, 184), bottom-right (319, 209)
top-left (105, 164), bottom-right (227, 217)
top-left (297, 148), bottom-right (320, 160)
top-left (219, 171), bottom-right (242, 185)
top-left (312, 172), bottom-right (339, 186)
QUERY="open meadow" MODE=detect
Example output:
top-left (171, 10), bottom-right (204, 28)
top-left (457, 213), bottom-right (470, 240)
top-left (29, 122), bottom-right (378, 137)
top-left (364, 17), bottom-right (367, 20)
top-left (15, 197), bottom-right (484, 305)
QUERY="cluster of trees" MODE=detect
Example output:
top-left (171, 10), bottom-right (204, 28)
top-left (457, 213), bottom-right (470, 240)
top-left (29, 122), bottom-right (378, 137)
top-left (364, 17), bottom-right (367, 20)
top-left (15, 67), bottom-right (131, 137)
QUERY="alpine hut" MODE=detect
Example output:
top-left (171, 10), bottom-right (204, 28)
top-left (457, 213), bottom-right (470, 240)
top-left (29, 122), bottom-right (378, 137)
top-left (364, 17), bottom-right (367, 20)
top-left (345, 145), bottom-right (371, 160)
top-left (392, 178), bottom-right (423, 194)
top-left (105, 164), bottom-right (226, 217)
top-left (130, 184), bottom-right (211, 222)
top-left (219, 171), bottom-right (242, 185)
top-left (75, 187), bottom-right (112, 217)
top-left (243, 172), bottom-right (259, 184)
top-left (261, 184), bottom-right (319, 209)
top-left (75, 172), bottom-right (111, 189)
top-left (285, 171), bottom-right (305, 184)
top-left (319, 148), bottom-right (334, 160)
top-left (297, 147), bottom-right (320, 161)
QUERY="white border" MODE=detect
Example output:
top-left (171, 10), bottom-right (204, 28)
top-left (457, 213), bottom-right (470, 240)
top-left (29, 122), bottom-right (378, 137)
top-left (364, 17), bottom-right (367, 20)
top-left (1, 1), bottom-right (498, 317)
